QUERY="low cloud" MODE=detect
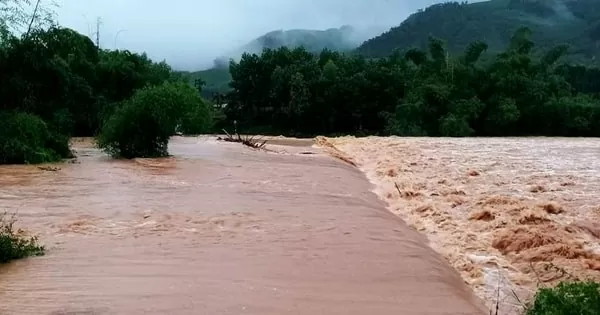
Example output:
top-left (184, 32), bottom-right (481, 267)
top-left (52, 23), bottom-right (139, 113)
top-left (56, 0), bottom-right (444, 70)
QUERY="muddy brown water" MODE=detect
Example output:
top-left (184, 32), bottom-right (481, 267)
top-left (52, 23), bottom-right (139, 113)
top-left (326, 136), bottom-right (600, 314)
top-left (0, 136), bottom-right (485, 315)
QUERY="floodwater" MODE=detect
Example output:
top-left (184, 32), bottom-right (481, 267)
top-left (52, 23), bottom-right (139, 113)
top-left (322, 136), bottom-right (600, 314)
top-left (0, 137), bottom-right (485, 315)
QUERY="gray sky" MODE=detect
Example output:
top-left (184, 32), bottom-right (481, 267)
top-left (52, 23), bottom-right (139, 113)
top-left (55, 0), bottom-right (444, 70)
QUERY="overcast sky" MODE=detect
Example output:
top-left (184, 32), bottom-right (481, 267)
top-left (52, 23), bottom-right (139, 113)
top-left (55, 0), bottom-right (445, 70)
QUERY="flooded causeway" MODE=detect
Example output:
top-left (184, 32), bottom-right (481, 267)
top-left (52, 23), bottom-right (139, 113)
top-left (0, 136), bottom-right (484, 315)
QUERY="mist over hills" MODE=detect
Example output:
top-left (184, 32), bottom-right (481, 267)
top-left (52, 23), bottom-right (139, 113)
top-left (357, 0), bottom-right (600, 63)
top-left (210, 25), bottom-right (383, 68)
top-left (183, 25), bottom-right (380, 97)
top-left (185, 0), bottom-right (600, 99)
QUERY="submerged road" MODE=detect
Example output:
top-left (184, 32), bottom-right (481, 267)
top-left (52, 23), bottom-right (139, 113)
top-left (0, 137), bottom-right (485, 314)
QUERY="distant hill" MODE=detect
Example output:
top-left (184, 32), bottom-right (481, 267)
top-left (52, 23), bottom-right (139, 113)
top-left (184, 25), bottom-right (377, 98)
top-left (356, 0), bottom-right (600, 63)
top-left (179, 67), bottom-right (232, 99)
top-left (227, 25), bottom-right (361, 58)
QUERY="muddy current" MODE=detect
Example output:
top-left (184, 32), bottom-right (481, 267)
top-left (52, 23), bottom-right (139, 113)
top-left (0, 137), bottom-right (485, 315)
top-left (323, 136), bottom-right (600, 314)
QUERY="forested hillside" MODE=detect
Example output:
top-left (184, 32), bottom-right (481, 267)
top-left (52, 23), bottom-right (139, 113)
top-left (180, 26), bottom-right (368, 99)
top-left (179, 66), bottom-right (232, 100)
top-left (231, 26), bottom-right (362, 57)
top-left (225, 27), bottom-right (600, 137)
top-left (357, 0), bottom-right (600, 63)
top-left (189, 0), bottom-right (600, 100)
top-left (3, 0), bottom-right (600, 166)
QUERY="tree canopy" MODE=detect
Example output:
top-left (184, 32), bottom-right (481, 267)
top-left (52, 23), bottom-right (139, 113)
top-left (191, 0), bottom-right (600, 103)
top-left (2, 1), bottom-right (600, 165)
top-left (357, 0), bottom-right (600, 64)
top-left (0, 8), bottom-right (213, 163)
top-left (224, 27), bottom-right (600, 137)
top-left (179, 25), bottom-right (367, 101)
top-left (97, 82), bottom-right (212, 158)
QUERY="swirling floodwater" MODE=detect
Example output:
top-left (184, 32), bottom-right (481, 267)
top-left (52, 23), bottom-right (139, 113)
top-left (0, 136), bottom-right (485, 315)
top-left (322, 136), bottom-right (600, 314)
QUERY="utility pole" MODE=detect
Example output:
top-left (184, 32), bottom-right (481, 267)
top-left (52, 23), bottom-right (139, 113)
top-left (95, 17), bottom-right (102, 49)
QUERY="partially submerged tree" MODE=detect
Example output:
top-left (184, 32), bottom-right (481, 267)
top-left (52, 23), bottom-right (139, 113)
top-left (0, 212), bottom-right (45, 263)
top-left (97, 82), bottom-right (212, 158)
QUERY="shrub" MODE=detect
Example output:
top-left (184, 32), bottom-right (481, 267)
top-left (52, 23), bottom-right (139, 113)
top-left (0, 111), bottom-right (72, 164)
top-left (97, 81), bottom-right (212, 158)
top-left (526, 281), bottom-right (600, 315)
top-left (0, 213), bottom-right (45, 263)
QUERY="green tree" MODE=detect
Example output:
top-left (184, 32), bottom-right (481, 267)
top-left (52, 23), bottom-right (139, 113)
top-left (527, 281), bottom-right (600, 315)
top-left (97, 82), bottom-right (212, 158)
top-left (0, 21), bottom-right (194, 164)
top-left (0, 111), bottom-right (71, 164)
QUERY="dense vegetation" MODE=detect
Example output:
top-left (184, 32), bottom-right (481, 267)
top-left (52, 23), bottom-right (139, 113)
top-left (224, 27), bottom-right (600, 137)
top-left (189, 0), bottom-right (600, 103)
top-left (180, 66), bottom-right (232, 100)
top-left (526, 281), bottom-right (600, 315)
top-left (0, 4), bottom-right (213, 163)
top-left (0, 213), bottom-right (45, 263)
top-left (97, 82), bottom-right (211, 158)
top-left (179, 25), bottom-right (369, 100)
top-left (358, 0), bottom-right (600, 63)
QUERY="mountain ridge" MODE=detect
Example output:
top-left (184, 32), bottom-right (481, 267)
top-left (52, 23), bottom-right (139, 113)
top-left (356, 0), bottom-right (600, 63)
top-left (186, 0), bottom-right (600, 98)
top-left (210, 25), bottom-right (381, 67)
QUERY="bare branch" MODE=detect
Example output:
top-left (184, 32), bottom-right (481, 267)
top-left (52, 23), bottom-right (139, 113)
top-left (24, 0), bottom-right (40, 36)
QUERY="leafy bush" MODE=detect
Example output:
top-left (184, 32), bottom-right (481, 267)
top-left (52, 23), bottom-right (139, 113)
top-left (97, 82), bottom-right (212, 158)
top-left (526, 281), bottom-right (600, 315)
top-left (0, 213), bottom-right (45, 263)
top-left (177, 87), bottom-right (213, 135)
top-left (0, 111), bottom-right (72, 164)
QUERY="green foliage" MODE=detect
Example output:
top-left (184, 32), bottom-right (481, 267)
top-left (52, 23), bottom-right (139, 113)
top-left (97, 82), bottom-right (212, 158)
top-left (0, 22), bottom-right (199, 164)
top-left (3, 1), bottom-right (600, 167)
top-left (179, 67), bottom-right (232, 100)
top-left (227, 46), bottom-right (403, 136)
top-left (526, 281), bottom-right (600, 315)
top-left (178, 85), bottom-right (214, 135)
top-left (0, 212), bottom-right (45, 263)
top-left (0, 25), bottom-right (179, 139)
top-left (357, 0), bottom-right (600, 65)
top-left (225, 28), bottom-right (600, 138)
top-left (0, 111), bottom-right (71, 164)
top-left (97, 49), bottom-right (176, 104)
top-left (179, 25), bottom-right (366, 101)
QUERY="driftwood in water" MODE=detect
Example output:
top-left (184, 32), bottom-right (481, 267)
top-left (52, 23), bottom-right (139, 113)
top-left (218, 129), bottom-right (268, 149)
